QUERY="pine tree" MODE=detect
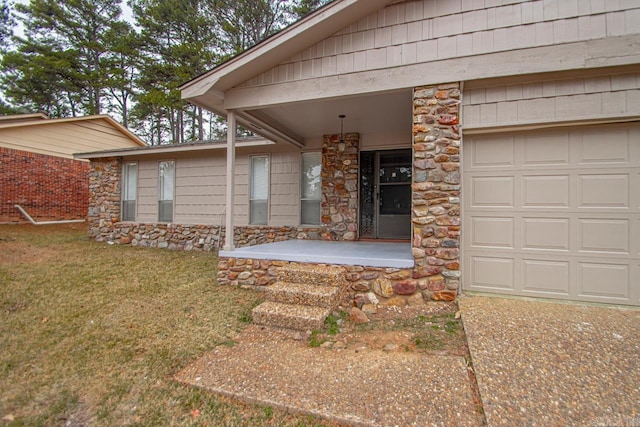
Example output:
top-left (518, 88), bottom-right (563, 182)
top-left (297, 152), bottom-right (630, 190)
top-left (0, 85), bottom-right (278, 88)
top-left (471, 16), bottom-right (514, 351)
top-left (0, 0), bottom-right (14, 51)
top-left (2, 0), bottom-right (127, 116)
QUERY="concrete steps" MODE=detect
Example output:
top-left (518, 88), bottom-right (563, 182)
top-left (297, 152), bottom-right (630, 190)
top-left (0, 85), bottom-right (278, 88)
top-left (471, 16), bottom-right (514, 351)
top-left (252, 264), bottom-right (346, 331)
top-left (266, 281), bottom-right (343, 308)
top-left (252, 301), bottom-right (332, 331)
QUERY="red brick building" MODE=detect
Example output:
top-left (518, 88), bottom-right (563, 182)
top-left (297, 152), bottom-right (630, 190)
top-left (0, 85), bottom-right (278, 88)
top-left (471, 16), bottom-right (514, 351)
top-left (0, 114), bottom-right (145, 223)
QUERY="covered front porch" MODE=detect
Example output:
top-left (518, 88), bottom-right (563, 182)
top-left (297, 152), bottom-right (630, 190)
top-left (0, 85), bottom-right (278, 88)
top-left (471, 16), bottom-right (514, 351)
top-left (220, 239), bottom-right (413, 269)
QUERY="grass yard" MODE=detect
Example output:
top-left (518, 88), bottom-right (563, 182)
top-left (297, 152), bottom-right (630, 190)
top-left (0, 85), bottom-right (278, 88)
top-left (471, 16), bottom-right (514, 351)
top-left (0, 224), bottom-right (330, 426)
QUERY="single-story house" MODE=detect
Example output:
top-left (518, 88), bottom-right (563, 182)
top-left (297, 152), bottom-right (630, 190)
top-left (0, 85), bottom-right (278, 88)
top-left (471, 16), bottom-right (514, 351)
top-left (0, 113), bottom-right (146, 223)
top-left (78, 0), bottom-right (640, 309)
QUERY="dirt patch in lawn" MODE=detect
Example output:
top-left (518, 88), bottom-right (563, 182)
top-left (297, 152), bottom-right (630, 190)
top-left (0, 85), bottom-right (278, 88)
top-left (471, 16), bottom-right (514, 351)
top-left (306, 302), bottom-right (468, 357)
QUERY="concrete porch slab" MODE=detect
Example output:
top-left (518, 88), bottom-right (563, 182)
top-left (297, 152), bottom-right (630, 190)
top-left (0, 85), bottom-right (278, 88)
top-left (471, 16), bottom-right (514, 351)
top-left (219, 240), bottom-right (413, 268)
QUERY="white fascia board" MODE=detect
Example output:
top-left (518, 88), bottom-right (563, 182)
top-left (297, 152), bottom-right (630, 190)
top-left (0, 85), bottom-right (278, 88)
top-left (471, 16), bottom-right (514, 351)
top-left (464, 115), bottom-right (640, 135)
top-left (180, 0), bottom-right (392, 100)
top-left (74, 139), bottom-right (275, 159)
top-left (223, 34), bottom-right (640, 110)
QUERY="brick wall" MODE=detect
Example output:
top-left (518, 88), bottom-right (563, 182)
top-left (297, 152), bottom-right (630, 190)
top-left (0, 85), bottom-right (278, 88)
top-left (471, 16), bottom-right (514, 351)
top-left (0, 147), bottom-right (89, 223)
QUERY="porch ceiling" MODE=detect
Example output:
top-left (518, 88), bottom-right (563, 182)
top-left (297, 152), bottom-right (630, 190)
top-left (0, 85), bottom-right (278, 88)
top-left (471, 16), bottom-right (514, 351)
top-left (244, 89), bottom-right (413, 142)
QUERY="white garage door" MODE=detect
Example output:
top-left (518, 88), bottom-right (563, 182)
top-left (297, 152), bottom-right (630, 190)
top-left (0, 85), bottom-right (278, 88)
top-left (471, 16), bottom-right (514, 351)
top-left (463, 123), bottom-right (640, 306)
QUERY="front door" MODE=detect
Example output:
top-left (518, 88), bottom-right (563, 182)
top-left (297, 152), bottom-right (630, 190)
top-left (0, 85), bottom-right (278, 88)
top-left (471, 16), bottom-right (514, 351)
top-left (359, 149), bottom-right (412, 239)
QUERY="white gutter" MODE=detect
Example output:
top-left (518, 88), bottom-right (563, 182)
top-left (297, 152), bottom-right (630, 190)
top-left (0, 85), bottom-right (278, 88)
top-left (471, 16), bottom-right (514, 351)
top-left (14, 205), bottom-right (85, 225)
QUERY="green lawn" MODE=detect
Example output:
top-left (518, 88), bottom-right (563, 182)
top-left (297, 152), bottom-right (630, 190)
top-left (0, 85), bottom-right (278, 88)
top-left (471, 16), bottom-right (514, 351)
top-left (0, 224), bottom-right (329, 426)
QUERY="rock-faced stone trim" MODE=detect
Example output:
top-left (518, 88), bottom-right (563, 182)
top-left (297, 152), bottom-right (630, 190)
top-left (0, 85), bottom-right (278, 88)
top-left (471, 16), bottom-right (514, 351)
top-left (91, 222), bottom-right (323, 252)
top-left (89, 157), bottom-right (122, 237)
top-left (321, 132), bottom-right (359, 241)
top-left (217, 257), bottom-right (435, 307)
top-left (412, 83), bottom-right (461, 302)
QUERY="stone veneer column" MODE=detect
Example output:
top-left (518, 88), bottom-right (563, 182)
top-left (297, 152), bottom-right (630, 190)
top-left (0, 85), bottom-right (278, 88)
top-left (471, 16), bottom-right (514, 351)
top-left (412, 84), bottom-right (461, 301)
top-left (88, 157), bottom-right (122, 240)
top-left (321, 133), bottom-right (359, 241)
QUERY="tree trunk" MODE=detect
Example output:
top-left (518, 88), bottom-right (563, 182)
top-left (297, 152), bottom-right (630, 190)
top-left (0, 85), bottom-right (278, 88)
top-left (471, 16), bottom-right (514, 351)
top-left (198, 107), bottom-right (204, 141)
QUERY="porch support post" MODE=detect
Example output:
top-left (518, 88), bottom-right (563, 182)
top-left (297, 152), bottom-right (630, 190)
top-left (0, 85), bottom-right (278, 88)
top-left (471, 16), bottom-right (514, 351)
top-left (223, 111), bottom-right (236, 251)
top-left (412, 83), bottom-right (461, 301)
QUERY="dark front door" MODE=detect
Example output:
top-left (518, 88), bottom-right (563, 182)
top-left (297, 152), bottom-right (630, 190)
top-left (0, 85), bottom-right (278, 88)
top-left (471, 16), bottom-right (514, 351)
top-left (360, 149), bottom-right (412, 239)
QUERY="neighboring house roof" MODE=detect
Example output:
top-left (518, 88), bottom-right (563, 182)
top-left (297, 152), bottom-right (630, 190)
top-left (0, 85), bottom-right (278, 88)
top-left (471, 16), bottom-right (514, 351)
top-left (0, 114), bottom-right (147, 160)
top-left (0, 112), bottom-right (50, 123)
top-left (75, 137), bottom-right (275, 159)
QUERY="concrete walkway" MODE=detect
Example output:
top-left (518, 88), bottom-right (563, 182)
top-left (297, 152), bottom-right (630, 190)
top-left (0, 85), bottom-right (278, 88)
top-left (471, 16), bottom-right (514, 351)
top-left (176, 296), bottom-right (640, 426)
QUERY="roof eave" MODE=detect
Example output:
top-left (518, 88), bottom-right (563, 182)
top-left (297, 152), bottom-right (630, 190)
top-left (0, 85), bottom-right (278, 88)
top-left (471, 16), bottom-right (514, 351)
top-left (74, 138), bottom-right (275, 159)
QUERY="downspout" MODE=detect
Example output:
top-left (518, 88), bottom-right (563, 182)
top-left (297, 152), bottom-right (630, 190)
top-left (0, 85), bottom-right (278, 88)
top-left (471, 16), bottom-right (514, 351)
top-left (14, 205), bottom-right (85, 225)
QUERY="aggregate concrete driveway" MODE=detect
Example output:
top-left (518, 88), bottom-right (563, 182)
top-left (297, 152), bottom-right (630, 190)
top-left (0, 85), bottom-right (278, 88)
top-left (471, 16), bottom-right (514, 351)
top-left (459, 295), bottom-right (640, 427)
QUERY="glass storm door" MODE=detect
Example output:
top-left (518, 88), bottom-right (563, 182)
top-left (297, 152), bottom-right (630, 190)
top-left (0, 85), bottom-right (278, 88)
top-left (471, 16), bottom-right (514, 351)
top-left (359, 149), bottom-right (412, 239)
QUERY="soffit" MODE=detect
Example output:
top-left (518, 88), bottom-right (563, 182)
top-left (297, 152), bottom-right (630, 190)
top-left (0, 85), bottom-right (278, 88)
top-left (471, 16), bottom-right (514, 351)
top-left (254, 89), bottom-right (413, 140)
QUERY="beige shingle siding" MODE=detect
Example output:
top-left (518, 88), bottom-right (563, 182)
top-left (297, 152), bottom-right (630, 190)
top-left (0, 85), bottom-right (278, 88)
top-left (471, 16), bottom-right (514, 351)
top-left (239, 0), bottom-right (640, 89)
top-left (462, 72), bottom-right (640, 129)
top-left (129, 146), bottom-right (303, 227)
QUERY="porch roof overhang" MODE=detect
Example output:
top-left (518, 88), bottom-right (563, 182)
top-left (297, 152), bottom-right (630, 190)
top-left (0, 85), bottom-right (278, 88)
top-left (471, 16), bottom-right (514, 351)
top-left (179, 0), bottom-right (401, 147)
top-left (74, 137), bottom-right (274, 160)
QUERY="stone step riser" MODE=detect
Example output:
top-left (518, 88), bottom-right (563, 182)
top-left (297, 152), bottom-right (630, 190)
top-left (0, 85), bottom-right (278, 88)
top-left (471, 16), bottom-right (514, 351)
top-left (276, 267), bottom-right (344, 288)
top-left (252, 302), bottom-right (330, 331)
top-left (266, 282), bottom-right (343, 308)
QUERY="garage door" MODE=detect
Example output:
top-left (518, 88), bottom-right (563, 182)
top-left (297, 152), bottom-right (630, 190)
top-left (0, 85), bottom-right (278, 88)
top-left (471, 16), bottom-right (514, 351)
top-left (463, 123), bottom-right (640, 306)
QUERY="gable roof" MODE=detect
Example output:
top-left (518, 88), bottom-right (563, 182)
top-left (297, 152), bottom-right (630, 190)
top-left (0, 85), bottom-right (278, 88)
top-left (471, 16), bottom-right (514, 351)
top-left (0, 114), bottom-right (147, 160)
top-left (180, 0), bottom-right (392, 112)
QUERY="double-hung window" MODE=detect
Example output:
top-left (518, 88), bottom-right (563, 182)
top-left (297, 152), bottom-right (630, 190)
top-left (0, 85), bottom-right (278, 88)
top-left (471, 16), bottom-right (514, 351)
top-left (300, 152), bottom-right (321, 225)
top-left (122, 162), bottom-right (137, 222)
top-left (158, 160), bottom-right (175, 222)
top-left (249, 155), bottom-right (269, 225)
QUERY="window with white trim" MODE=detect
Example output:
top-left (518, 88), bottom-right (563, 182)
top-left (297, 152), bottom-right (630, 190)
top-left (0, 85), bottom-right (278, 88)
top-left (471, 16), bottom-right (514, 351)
top-left (301, 152), bottom-right (321, 225)
top-left (249, 155), bottom-right (269, 225)
top-left (158, 160), bottom-right (175, 222)
top-left (122, 162), bottom-right (137, 222)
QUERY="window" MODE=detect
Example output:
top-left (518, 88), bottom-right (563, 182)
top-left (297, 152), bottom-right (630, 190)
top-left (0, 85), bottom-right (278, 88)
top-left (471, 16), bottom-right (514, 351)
top-left (158, 160), bottom-right (175, 222)
top-left (301, 152), bottom-right (321, 225)
top-left (250, 155), bottom-right (269, 225)
top-left (122, 162), bottom-right (137, 221)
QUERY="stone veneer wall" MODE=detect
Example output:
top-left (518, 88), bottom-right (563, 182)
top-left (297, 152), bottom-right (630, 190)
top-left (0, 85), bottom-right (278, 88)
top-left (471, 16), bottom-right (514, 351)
top-left (411, 83), bottom-right (461, 301)
top-left (217, 257), bottom-right (431, 306)
top-left (321, 133), bottom-right (359, 241)
top-left (89, 157), bottom-right (122, 236)
top-left (92, 223), bottom-right (323, 252)
top-left (217, 257), bottom-right (456, 304)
